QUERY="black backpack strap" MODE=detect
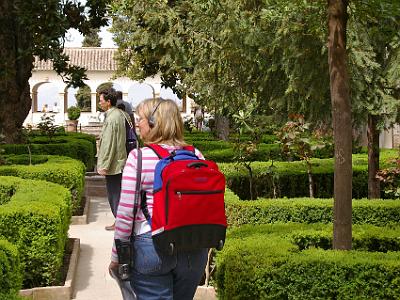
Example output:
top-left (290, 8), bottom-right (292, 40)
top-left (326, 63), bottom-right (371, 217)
top-left (140, 191), bottom-right (151, 224)
top-left (130, 147), bottom-right (142, 239)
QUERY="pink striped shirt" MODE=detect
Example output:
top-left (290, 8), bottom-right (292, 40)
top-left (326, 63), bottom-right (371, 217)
top-left (111, 144), bottom-right (204, 262)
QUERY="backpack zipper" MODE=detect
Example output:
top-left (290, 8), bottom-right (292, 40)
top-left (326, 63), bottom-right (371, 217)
top-left (176, 190), bottom-right (224, 200)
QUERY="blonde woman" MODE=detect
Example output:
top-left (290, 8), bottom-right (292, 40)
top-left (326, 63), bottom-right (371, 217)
top-left (110, 98), bottom-right (208, 300)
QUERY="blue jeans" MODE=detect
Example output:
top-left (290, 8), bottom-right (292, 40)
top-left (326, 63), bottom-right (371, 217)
top-left (130, 232), bottom-right (208, 300)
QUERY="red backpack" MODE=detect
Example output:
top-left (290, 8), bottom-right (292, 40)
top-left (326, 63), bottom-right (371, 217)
top-left (138, 144), bottom-right (227, 254)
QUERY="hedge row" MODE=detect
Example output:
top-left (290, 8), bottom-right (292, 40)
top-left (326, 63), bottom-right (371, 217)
top-left (1, 134), bottom-right (95, 171)
top-left (220, 150), bottom-right (398, 199)
top-left (0, 239), bottom-right (22, 299)
top-left (0, 176), bottom-right (71, 288)
top-left (216, 223), bottom-right (400, 299)
top-left (0, 156), bottom-right (85, 215)
top-left (224, 189), bottom-right (400, 227)
top-left (29, 132), bottom-right (97, 158)
top-left (3, 154), bottom-right (48, 165)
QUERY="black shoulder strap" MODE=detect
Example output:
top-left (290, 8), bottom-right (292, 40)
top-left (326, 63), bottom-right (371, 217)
top-left (130, 148), bottom-right (142, 239)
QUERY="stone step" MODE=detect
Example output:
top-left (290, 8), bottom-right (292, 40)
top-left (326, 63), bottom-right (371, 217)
top-left (85, 175), bottom-right (107, 198)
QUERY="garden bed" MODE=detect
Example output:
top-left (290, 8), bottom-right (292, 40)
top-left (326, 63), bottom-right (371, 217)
top-left (216, 223), bottom-right (400, 299)
top-left (71, 196), bottom-right (90, 225)
top-left (19, 238), bottom-right (80, 300)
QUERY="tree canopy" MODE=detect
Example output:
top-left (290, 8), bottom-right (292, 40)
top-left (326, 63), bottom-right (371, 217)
top-left (82, 28), bottom-right (102, 47)
top-left (110, 0), bottom-right (400, 128)
top-left (0, 0), bottom-right (109, 142)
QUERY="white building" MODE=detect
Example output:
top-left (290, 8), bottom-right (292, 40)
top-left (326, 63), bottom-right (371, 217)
top-left (25, 47), bottom-right (191, 127)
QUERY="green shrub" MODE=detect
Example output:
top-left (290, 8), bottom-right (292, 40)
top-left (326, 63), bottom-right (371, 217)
top-left (1, 136), bottom-right (95, 171)
top-left (224, 188), bottom-right (400, 227)
top-left (3, 154), bottom-right (48, 165)
top-left (216, 223), bottom-right (400, 300)
top-left (67, 106), bottom-right (81, 120)
top-left (0, 156), bottom-right (85, 215)
top-left (0, 176), bottom-right (71, 288)
top-left (202, 143), bottom-right (282, 163)
top-left (220, 151), bottom-right (398, 199)
top-left (66, 132), bottom-right (97, 157)
top-left (184, 131), bottom-right (216, 142)
top-left (0, 239), bottom-right (22, 299)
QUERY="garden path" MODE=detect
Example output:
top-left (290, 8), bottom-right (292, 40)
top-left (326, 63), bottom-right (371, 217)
top-left (69, 197), bottom-right (122, 300)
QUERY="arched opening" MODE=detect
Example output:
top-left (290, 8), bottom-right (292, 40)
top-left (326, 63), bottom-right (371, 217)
top-left (68, 83), bottom-right (92, 112)
top-left (34, 82), bottom-right (59, 113)
top-left (127, 83), bottom-right (155, 110)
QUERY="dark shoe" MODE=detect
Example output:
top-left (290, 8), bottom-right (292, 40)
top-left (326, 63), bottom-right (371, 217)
top-left (105, 223), bottom-right (115, 231)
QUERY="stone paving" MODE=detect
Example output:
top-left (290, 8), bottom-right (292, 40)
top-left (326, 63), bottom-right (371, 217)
top-left (68, 196), bottom-right (216, 300)
top-left (69, 197), bottom-right (122, 300)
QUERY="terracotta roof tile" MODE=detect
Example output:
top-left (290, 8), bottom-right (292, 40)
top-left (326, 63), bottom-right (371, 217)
top-left (33, 47), bottom-right (118, 71)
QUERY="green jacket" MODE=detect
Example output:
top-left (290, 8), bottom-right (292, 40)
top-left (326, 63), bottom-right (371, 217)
top-left (97, 107), bottom-right (127, 175)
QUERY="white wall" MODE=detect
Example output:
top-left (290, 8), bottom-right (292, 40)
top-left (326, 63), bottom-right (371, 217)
top-left (26, 70), bottom-right (192, 127)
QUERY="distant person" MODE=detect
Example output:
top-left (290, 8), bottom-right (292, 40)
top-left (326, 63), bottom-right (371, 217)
top-left (194, 106), bottom-right (204, 131)
top-left (97, 88), bottom-right (127, 231)
top-left (116, 91), bottom-right (135, 124)
top-left (53, 102), bottom-right (59, 113)
top-left (41, 104), bottom-right (48, 113)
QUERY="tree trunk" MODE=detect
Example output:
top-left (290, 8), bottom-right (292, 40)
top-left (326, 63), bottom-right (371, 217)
top-left (215, 114), bottom-right (229, 141)
top-left (327, 0), bottom-right (352, 250)
top-left (367, 114), bottom-right (380, 199)
top-left (0, 0), bottom-right (34, 143)
top-left (306, 162), bottom-right (314, 198)
top-left (245, 163), bottom-right (254, 200)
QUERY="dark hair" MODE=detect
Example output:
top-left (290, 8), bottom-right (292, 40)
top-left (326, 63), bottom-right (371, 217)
top-left (116, 91), bottom-right (123, 100)
top-left (117, 103), bottom-right (126, 111)
top-left (99, 88), bottom-right (117, 106)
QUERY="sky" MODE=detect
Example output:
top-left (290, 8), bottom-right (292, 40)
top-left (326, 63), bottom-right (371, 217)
top-left (64, 25), bottom-right (116, 48)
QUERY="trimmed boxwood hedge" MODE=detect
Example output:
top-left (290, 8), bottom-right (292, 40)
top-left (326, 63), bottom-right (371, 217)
top-left (1, 135), bottom-right (95, 171)
top-left (3, 154), bottom-right (48, 165)
top-left (216, 223), bottom-right (400, 300)
top-left (0, 239), bottom-right (22, 299)
top-left (220, 150), bottom-right (398, 199)
top-left (0, 155), bottom-right (85, 215)
top-left (224, 188), bottom-right (400, 227)
top-left (0, 176), bottom-right (71, 288)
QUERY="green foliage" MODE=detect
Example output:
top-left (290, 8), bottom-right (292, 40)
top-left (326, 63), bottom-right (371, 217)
top-left (1, 135), bottom-right (96, 171)
top-left (0, 133), bottom-right (6, 166)
top-left (376, 151), bottom-right (400, 198)
top-left (82, 28), bottom-right (102, 47)
top-left (231, 102), bottom-right (263, 199)
top-left (219, 150), bottom-right (398, 199)
top-left (2, 154), bottom-right (48, 165)
top-left (183, 116), bottom-right (196, 133)
top-left (75, 85), bottom-right (91, 112)
top-left (0, 239), bottom-right (22, 299)
top-left (224, 188), bottom-right (400, 227)
top-left (216, 223), bottom-right (400, 299)
top-left (0, 176), bottom-right (71, 288)
top-left (0, 155), bottom-right (85, 215)
top-left (276, 117), bottom-right (329, 162)
top-left (37, 114), bottom-right (60, 141)
top-left (111, 0), bottom-right (400, 130)
top-left (67, 106), bottom-right (81, 120)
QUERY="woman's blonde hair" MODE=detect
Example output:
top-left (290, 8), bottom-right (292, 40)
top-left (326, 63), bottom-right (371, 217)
top-left (136, 98), bottom-right (187, 146)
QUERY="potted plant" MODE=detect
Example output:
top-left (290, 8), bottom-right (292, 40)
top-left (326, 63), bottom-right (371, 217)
top-left (66, 106), bottom-right (81, 132)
